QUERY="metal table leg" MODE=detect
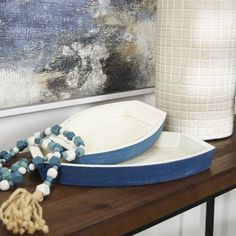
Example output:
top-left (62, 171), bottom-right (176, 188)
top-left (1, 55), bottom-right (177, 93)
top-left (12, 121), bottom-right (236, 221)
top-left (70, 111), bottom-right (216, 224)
top-left (205, 198), bottom-right (215, 236)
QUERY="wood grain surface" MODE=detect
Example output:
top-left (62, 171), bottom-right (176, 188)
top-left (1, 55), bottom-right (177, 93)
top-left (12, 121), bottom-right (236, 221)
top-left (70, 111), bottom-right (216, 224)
top-left (0, 119), bottom-right (235, 236)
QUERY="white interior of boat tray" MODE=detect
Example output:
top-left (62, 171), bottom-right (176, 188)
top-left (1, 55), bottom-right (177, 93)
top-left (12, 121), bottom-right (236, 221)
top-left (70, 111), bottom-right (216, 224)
top-left (33, 132), bottom-right (215, 167)
top-left (120, 132), bottom-right (214, 166)
top-left (50, 100), bottom-right (166, 154)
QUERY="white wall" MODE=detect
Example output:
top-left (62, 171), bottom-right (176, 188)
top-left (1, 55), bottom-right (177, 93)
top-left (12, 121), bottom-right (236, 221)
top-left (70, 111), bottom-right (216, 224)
top-left (136, 204), bottom-right (206, 236)
top-left (136, 189), bottom-right (236, 236)
top-left (214, 189), bottom-right (236, 236)
top-left (0, 93), bottom-right (235, 235)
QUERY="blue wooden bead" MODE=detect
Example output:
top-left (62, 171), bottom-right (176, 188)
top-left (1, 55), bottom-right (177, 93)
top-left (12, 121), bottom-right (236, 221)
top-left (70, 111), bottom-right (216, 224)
top-left (44, 180), bottom-right (52, 186)
top-left (53, 144), bottom-right (63, 152)
top-left (73, 137), bottom-right (85, 147)
top-left (62, 152), bottom-right (68, 160)
top-left (48, 142), bottom-right (55, 150)
top-left (11, 172), bottom-right (23, 184)
top-left (49, 142), bottom-right (63, 152)
top-left (46, 176), bottom-right (53, 182)
top-left (33, 156), bottom-right (44, 169)
top-left (16, 140), bottom-right (28, 151)
top-left (20, 158), bottom-right (30, 165)
top-left (2, 171), bottom-right (12, 181)
top-left (53, 165), bottom-right (59, 170)
top-left (76, 147), bottom-right (85, 157)
top-left (0, 167), bottom-right (9, 174)
top-left (63, 131), bottom-right (69, 137)
top-left (3, 153), bottom-right (12, 162)
top-left (40, 131), bottom-right (47, 138)
top-left (53, 145), bottom-right (63, 152)
top-left (49, 156), bottom-right (61, 168)
top-left (0, 151), bottom-right (8, 159)
top-left (51, 125), bottom-right (62, 135)
top-left (20, 161), bottom-right (28, 169)
top-left (9, 149), bottom-right (15, 156)
top-left (66, 132), bottom-right (76, 141)
top-left (11, 161), bottom-right (21, 172)
top-left (34, 138), bottom-right (42, 145)
top-left (46, 176), bottom-right (54, 183)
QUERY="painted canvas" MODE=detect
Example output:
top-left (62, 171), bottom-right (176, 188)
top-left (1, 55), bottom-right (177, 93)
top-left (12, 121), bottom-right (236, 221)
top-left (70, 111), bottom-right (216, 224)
top-left (0, 0), bottom-right (156, 109)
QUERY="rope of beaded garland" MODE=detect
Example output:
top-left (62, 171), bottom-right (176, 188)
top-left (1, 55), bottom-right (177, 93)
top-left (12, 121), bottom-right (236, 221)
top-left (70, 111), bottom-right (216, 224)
top-left (0, 125), bottom-right (85, 235)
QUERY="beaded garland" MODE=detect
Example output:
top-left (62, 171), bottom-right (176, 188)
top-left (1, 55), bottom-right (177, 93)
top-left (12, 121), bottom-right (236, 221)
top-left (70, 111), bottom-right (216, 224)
top-left (0, 124), bottom-right (85, 196)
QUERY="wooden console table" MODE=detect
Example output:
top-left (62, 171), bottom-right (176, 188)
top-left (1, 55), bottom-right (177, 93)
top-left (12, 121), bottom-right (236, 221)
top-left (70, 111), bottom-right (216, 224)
top-left (0, 121), bottom-right (235, 236)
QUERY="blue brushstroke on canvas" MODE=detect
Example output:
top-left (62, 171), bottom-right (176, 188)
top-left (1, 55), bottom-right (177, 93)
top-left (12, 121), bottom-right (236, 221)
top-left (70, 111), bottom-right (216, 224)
top-left (0, 0), bottom-right (95, 61)
top-left (0, 0), bottom-right (156, 108)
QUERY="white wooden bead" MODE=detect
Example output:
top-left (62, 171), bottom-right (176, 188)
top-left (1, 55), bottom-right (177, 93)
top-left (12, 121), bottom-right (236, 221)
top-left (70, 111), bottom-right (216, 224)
top-left (13, 146), bottom-right (19, 153)
top-left (18, 167), bottom-right (27, 175)
top-left (47, 168), bottom-right (58, 179)
top-left (29, 163), bottom-right (35, 171)
top-left (36, 183), bottom-right (50, 196)
top-left (45, 127), bottom-right (52, 136)
top-left (59, 128), bottom-right (65, 135)
top-left (28, 137), bottom-right (35, 146)
top-left (34, 132), bottom-right (41, 138)
top-left (65, 151), bottom-right (76, 162)
top-left (42, 139), bottom-right (51, 149)
top-left (53, 152), bottom-right (61, 158)
top-left (0, 180), bottom-right (10, 191)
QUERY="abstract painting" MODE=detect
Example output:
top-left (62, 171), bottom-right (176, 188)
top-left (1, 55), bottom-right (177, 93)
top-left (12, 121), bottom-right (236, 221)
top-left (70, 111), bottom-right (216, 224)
top-left (0, 0), bottom-right (156, 109)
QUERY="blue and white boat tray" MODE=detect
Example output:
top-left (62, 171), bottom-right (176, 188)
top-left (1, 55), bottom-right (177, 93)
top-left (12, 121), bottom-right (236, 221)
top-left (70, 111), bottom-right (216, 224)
top-left (29, 101), bottom-right (215, 186)
top-left (47, 100), bottom-right (166, 164)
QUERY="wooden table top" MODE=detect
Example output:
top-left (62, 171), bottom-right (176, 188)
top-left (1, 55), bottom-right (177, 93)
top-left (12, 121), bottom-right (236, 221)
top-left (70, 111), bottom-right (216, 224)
top-left (0, 122), bottom-right (236, 236)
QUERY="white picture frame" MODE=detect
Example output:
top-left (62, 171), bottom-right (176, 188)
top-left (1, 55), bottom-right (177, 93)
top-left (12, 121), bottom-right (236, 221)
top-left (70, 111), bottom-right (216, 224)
top-left (0, 87), bottom-right (155, 118)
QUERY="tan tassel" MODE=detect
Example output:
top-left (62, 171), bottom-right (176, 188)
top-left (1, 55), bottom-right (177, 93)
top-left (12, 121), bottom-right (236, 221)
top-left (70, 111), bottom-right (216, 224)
top-left (0, 188), bottom-right (49, 235)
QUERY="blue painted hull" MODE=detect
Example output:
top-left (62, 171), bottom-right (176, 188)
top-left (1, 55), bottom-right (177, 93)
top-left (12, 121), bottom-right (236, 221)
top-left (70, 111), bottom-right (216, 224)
top-left (39, 149), bottom-right (214, 186)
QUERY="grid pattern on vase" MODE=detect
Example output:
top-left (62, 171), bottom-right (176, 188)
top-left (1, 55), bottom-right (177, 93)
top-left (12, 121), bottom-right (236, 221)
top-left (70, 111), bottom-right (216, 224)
top-left (156, 0), bottom-right (236, 139)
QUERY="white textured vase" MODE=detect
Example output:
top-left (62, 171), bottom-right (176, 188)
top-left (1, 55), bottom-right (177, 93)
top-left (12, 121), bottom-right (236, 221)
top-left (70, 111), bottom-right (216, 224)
top-left (155, 0), bottom-right (236, 140)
